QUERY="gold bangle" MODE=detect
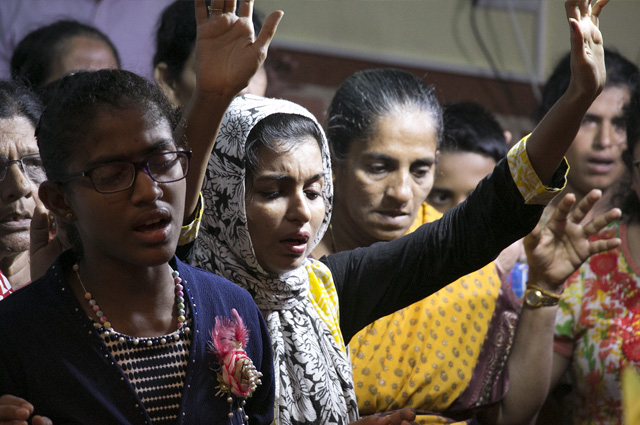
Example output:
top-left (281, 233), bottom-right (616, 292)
top-left (526, 283), bottom-right (561, 300)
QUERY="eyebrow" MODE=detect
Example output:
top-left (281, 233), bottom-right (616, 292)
top-left (254, 172), bottom-right (325, 184)
top-left (363, 152), bottom-right (435, 165)
top-left (87, 139), bottom-right (177, 166)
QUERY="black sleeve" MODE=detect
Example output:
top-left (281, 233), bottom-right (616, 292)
top-left (321, 157), bottom-right (551, 343)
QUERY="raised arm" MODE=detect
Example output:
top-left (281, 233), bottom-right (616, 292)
top-left (482, 189), bottom-right (621, 425)
top-left (178, 0), bottom-right (283, 220)
top-left (526, 0), bottom-right (608, 184)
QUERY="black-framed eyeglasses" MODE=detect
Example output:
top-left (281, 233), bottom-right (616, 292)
top-left (0, 153), bottom-right (46, 183)
top-left (60, 150), bottom-right (192, 194)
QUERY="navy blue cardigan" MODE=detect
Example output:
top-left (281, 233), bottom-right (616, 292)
top-left (0, 252), bottom-right (274, 425)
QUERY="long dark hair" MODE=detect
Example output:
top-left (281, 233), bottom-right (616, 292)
top-left (539, 49), bottom-right (639, 120)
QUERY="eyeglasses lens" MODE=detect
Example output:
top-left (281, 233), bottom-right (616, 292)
top-left (91, 152), bottom-right (189, 193)
top-left (0, 155), bottom-right (46, 183)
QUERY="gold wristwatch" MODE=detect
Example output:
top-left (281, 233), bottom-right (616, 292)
top-left (524, 284), bottom-right (561, 308)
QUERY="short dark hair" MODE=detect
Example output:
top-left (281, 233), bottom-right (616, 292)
top-left (10, 19), bottom-right (121, 89)
top-left (36, 69), bottom-right (178, 183)
top-left (539, 49), bottom-right (639, 120)
top-left (0, 81), bottom-right (43, 127)
top-left (35, 69), bottom-right (178, 259)
top-left (327, 68), bottom-right (442, 162)
top-left (245, 113), bottom-right (323, 185)
top-left (441, 101), bottom-right (508, 163)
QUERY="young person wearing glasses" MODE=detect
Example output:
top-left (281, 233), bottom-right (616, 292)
top-left (0, 69), bottom-right (275, 425)
top-left (0, 0), bottom-right (283, 422)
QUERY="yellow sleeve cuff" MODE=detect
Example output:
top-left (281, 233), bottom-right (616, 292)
top-left (179, 192), bottom-right (203, 246)
top-left (507, 134), bottom-right (568, 205)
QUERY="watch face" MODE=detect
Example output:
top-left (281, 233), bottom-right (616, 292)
top-left (525, 289), bottom-right (542, 307)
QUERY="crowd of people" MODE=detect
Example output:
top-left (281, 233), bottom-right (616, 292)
top-left (0, 0), bottom-right (637, 424)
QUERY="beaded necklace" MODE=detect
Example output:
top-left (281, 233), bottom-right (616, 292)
top-left (74, 264), bottom-right (190, 346)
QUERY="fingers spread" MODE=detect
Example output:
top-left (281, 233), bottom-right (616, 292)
top-left (551, 192), bottom-right (576, 224)
top-left (582, 207), bottom-right (622, 237)
top-left (569, 189), bottom-right (602, 224)
top-left (590, 237), bottom-right (622, 255)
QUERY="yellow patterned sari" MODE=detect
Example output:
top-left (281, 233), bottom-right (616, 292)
top-left (349, 134), bottom-right (566, 423)
top-left (349, 204), bottom-right (519, 424)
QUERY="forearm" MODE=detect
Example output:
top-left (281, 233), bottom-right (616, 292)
top-left (493, 302), bottom-right (558, 425)
top-left (526, 85), bottom-right (597, 185)
top-left (177, 88), bottom-right (236, 221)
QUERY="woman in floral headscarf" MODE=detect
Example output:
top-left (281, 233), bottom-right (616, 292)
top-left (188, 16), bottom-right (617, 417)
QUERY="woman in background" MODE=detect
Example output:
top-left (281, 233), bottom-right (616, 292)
top-left (10, 20), bottom-right (120, 90)
top-left (547, 82), bottom-right (640, 425)
top-left (538, 48), bottom-right (639, 222)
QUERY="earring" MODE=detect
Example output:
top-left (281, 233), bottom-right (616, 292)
top-left (65, 212), bottom-right (74, 220)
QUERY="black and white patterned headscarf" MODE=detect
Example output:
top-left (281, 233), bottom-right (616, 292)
top-left (190, 95), bottom-right (358, 425)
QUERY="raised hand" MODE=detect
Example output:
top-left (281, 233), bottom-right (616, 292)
top-left (524, 189), bottom-right (621, 292)
top-left (522, 0), bottom-right (612, 184)
top-left (193, 0), bottom-right (283, 98)
top-left (565, 0), bottom-right (609, 101)
top-left (180, 0), bottom-right (283, 219)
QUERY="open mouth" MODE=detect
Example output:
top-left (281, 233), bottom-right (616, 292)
top-left (281, 235), bottom-right (309, 254)
top-left (283, 236), bottom-right (308, 244)
top-left (134, 217), bottom-right (169, 232)
top-left (587, 157), bottom-right (615, 174)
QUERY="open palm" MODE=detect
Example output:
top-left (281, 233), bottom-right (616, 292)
top-left (525, 189), bottom-right (621, 292)
top-left (565, 0), bottom-right (609, 101)
top-left (193, 0), bottom-right (282, 97)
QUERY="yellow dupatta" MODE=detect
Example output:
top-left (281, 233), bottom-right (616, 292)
top-left (349, 203), bottom-right (502, 424)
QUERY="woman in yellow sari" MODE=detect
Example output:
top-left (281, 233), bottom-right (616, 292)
top-left (311, 2), bottom-right (614, 422)
top-left (311, 68), bottom-right (520, 423)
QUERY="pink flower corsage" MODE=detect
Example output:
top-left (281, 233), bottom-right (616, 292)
top-left (210, 308), bottom-right (262, 422)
